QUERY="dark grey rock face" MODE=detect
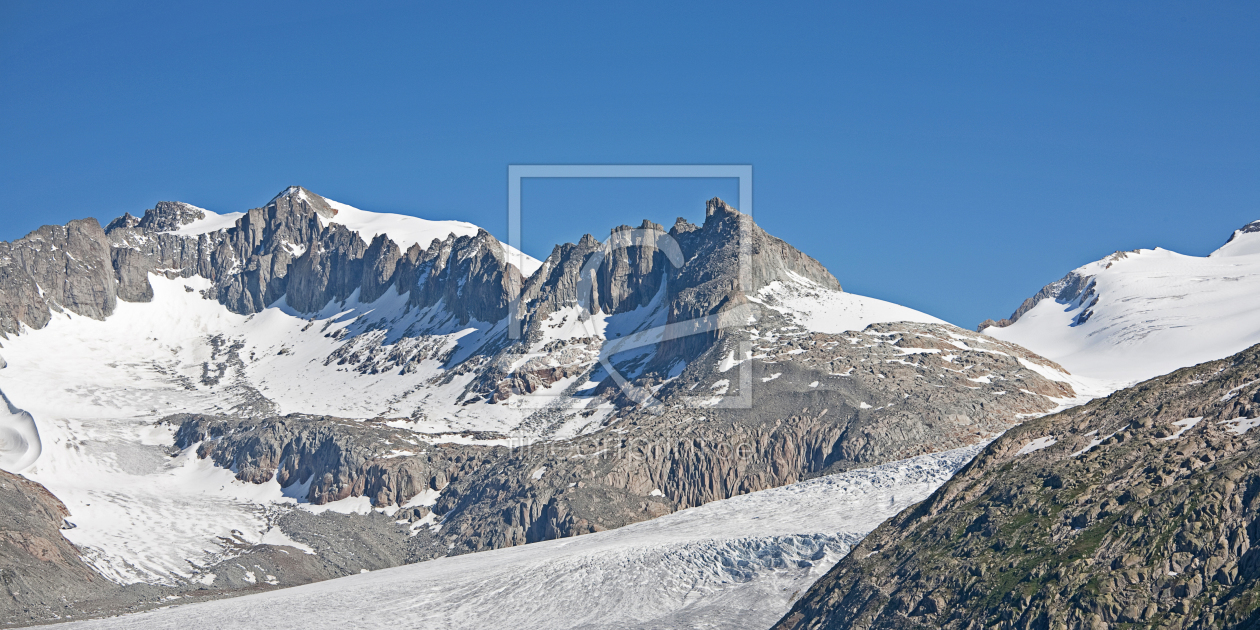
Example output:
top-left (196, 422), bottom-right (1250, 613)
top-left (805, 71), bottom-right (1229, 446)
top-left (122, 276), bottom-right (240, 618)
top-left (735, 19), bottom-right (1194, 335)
top-left (359, 234), bottom-right (403, 304)
top-left (111, 246), bottom-right (155, 302)
top-left (171, 413), bottom-right (501, 508)
top-left (771, 342), bottom-right (1260, 630)
top-left (0, 218), bottom-right (117, 336)
top-left (408, 229), bottom-right (523, 325)
top-left (103, 212), bottom-right (140, 232)
top-left (595, 220), bottom-right (671, 314)
top-left (136, 201), bottom-right (206, 232)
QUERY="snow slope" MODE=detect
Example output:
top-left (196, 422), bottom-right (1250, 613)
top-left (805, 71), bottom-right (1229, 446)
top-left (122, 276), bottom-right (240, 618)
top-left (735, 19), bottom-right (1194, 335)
top-left (0, 275), bottom-right (527, 429)
top-left (0, 276), bottom-right (530, 583)
top-left (985, 222), bottom-right (1260, 385)
top-left (170, 207), bottom-right (243, 236)
top-left (751, 271), bottom-right (947, 334)
top-left (52, 445), bottom-right (983, 630)
top-left (0, 390), bottom-right (40, 472)
top-left (323, 197), bottom-right (543, 276)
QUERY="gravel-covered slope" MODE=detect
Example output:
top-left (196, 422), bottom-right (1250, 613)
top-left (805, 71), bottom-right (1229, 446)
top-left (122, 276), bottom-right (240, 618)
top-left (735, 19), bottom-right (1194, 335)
top-left (773, 342), bottom-right (1260, 630)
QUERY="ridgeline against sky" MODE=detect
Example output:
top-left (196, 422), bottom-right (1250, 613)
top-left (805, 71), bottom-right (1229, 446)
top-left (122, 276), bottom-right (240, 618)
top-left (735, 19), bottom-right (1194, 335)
top-left (0, 1), bottom-right (1256, 327)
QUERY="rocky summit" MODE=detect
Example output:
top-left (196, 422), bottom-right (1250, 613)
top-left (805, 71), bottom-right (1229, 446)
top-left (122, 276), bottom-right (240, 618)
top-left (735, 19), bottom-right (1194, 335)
top-left (774, 341), bottom-right (1260, 630)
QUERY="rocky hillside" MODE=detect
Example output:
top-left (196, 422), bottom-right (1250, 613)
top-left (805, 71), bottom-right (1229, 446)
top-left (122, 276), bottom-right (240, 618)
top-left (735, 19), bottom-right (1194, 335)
top-left (774, 342), bottom-right (1260, 630)
top-left (1, 469), bottom-right (118, 624)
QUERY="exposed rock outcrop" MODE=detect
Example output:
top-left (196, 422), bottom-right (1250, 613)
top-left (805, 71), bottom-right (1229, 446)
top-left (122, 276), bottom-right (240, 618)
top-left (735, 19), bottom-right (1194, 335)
top-left (0, 219), bottom-right (117, 336)
top-left (136, 201), bottom-right (206, 232)
top-left (171, 414), bottom-right (502, 508)
top-left (0, 470), bottom-right (118, 624)
top-left (773, 342), bottom-right (1260, 630)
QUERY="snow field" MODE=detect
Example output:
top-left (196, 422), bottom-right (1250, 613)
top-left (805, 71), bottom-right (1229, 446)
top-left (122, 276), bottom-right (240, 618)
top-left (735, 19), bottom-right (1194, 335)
top-left (986, 227), bottom-right (1260, 384)
top-left (54, 444), bottom-right (984, 630)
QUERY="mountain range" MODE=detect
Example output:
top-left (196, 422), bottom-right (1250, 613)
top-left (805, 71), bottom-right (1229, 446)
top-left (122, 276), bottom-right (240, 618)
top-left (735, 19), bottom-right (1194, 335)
top-left (0, 187), bottom-right (1256, 629)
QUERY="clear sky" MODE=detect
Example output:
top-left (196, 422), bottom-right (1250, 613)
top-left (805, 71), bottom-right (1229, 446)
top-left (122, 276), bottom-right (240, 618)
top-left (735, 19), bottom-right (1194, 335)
top-left (1, 1), bottom-right (1256, 327)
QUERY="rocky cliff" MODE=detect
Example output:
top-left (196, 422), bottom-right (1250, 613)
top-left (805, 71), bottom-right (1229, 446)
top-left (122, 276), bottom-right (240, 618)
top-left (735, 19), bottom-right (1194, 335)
top-left (773, 342), bottom-right (1260, 630)
top-left (0, 219), bottom-right (117, 336)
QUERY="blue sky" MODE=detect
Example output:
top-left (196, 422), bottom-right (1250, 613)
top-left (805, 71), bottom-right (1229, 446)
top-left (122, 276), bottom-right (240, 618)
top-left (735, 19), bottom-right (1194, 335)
top-left (1, 1), bottom-right (1256, 327)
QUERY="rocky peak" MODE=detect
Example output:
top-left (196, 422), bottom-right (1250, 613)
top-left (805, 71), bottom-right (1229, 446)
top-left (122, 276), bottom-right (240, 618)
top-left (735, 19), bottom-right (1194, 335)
top-left (670, 217), bottom-right (699, 235)
top-left (137, 201), bottom-right (206, 232)
top-left (104, 212), bottom-right (141, 232)
top-left (270, 186), bottom-right (338, 220)
top-left (407, 229), bottom-right (521, 325)
top-left (704, 196), bottom-right (738, 220)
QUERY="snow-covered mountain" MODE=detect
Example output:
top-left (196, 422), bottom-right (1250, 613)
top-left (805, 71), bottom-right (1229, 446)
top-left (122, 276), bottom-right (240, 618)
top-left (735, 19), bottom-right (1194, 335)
top-left (981, 220), bottom-right (1260, 385)
top-left (0, 187), bottom-right (1089, 624)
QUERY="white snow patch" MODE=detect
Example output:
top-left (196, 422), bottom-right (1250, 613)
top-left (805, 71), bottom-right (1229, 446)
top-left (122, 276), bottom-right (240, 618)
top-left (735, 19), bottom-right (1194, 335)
top-left (170, 207), bottom-right (244, 236)
top-left (1160, 417), bottom-right (1203, 440)
top-left (1071, 425), bottom-right (1128, 458)
top-left (402, 489), bottom-right (441, 509)
top-left (718, 349), bottom-right (751, 373)
top-left (258, 527), bottom-right (315, 555)
top-left (750, 272), bottom-right (945, 334)
top-left (1015, 436), bottom-right (1057, 456)
top-left (1219, 417), bottom-right (1260, 435)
